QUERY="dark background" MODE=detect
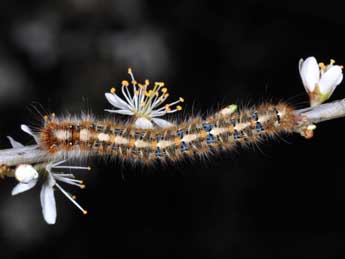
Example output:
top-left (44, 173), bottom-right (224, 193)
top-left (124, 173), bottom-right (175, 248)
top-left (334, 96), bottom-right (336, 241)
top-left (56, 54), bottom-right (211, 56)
top-left (0, 1), bottom-right (345, 258)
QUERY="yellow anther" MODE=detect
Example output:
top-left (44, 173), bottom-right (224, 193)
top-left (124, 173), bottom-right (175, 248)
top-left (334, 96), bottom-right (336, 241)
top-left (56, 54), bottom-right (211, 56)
top-left (179, 97), bottom-right (184, 102)
top-left (72, 195), bottom-right (77, 200)
top-left (44, 115), bottom-right (48, 121)
top-left (141, 101), bottom-right (146, 107)
top-left (319, 62), bottom-right (326, 70)
top-left (132, 80), bottom-right (137, 85)
top-left (161, 88), bottom-right (168, 93)
top-left (110, 87), bottom-right (116, 94)
top-left (176, 105), bottom-right (182, 111)
top-left (83, 210), bottom-right (88, 215)
top-left (128, 67), bottom-right (132, 74)
top-left (155, 92), bottom-right (159, 96)
top-left (145, 90), bottom-right (153, 97)
top-left (122, 80), bottom-right (129, 87)
top-left (145, 79), bottom-right (150, 86)
top-left (80, 184), bottom-right (86, 189)
top-left (51, 113), bottom-right (56, 117)
top-left (165, 104), bottom-right (171, 111)
top-left (330, 59), bottom-right (336, 65)
top-left (164, 93), bottom-right (169, 98)
top-left (138, 83), bottom-right (145, 89)
top-left (157, 82), bottom-right (165, 87)
top-left (80, 180), bottom-right (84, 184)
top-left (134, 90), bottom-right (139, 95)
top-left (87, 166), bottom-right (92, 171)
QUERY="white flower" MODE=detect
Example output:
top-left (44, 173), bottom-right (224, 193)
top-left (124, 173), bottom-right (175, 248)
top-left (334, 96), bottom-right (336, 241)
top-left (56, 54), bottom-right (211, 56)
top-left (105, 68), bottom-right (184, 129)
top-left (299, 57), bottom-right (343, 107)
top-left (12, 160), bottom-right (89, 224)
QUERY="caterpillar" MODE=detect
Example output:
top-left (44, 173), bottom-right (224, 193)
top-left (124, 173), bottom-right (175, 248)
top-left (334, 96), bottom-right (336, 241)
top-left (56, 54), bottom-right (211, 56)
top-left (39, 102), bottom-right (297, 165)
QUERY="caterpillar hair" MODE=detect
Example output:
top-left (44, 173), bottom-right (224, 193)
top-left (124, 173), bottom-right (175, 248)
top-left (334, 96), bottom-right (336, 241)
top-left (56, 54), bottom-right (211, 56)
top-left (39, 102), bottom-right (297, 165)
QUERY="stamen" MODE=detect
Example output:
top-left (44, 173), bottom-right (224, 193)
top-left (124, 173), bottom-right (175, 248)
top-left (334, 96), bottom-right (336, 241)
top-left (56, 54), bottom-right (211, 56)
top-left (179, 97), bottom-right (184, 102)
top-left (161, 88), bottom-right (168, 93)
top-left (50, 160), bottom-right (67, 168)
top-left (165, 104), bottom-right (171, 112)
top-left (122, 80), bottom-right (129, 87)
top-left (55, 183), bottom-right (87, 215)
top-left (53, 165), bottom-right (92, 170)
top-left (319, 62), bottom-right (326, 71)
top-left (145, 90), bottom-right (153, 97)
top-left (330, 59), bottom-right (336, 65)
top-left (53, 175), bottom-right (85, 187)
top-left (176, 105), bottom-right (182, 111)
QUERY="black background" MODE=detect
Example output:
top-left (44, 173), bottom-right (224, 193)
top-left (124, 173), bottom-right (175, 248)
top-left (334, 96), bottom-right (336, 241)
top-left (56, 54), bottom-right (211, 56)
top-left (0, 1), bottom-right (345, 258)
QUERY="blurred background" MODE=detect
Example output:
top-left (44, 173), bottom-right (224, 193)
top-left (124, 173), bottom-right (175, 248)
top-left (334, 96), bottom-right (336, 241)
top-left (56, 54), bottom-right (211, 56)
top-left (1, 0), bottom-right (345, 258)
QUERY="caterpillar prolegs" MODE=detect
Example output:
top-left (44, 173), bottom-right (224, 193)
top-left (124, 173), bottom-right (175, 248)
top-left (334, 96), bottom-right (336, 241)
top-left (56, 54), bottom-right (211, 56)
top-left (40, 102), bottom-right (297, 164)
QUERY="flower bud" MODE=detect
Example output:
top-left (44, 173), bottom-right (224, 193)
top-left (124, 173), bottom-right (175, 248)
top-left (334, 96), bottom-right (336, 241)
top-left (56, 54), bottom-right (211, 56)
top-left (15, 164), bottom-right (39, 184)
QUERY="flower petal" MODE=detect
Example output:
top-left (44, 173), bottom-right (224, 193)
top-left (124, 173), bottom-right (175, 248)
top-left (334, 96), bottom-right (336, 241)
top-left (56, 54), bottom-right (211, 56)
top-left (21, 124), bottom-right (39, 143)
top-left (152, 118), bottom-right (175, 128)
top-left (134, 117), bottom-right (154, 129)
top-left (47, 171), bottom-right (56, 187)
top-left (105, 93), bottom-right (131, 110)
top-left (40, 183), bottom-right (57, 224)
top-left (318, 65), bottom-right (343, 95)
top-left (11, 179), bottom-right (38, 195)
top-left (7, 136), bottom-right (24, 148)
top-left (104, 109), bottom-right (134, 115)
top-left (298, 58), bottom-right (304, 75)
top-left (336, 72), bottom-right (343, 86)
top-left (300, 56), bottom-right (319, 92)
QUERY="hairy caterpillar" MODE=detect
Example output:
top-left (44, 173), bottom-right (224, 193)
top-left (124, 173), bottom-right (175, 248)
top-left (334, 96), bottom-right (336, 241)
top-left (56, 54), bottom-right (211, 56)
top-left (39, 102), bottom-right (297, 165)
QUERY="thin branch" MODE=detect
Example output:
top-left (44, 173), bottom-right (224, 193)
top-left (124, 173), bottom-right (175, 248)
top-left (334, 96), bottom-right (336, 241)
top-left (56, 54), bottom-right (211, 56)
top-left (295, 98), bottom-right (345, 124)
top-left (0, 98), bottom-right (345, 168)
top-left (0, 146), bottom-right (47, 167)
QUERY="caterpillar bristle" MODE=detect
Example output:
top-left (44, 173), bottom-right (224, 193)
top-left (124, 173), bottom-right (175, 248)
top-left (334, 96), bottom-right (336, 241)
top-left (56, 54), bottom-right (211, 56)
top-left (38, 102), bottom-right (297, 165)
